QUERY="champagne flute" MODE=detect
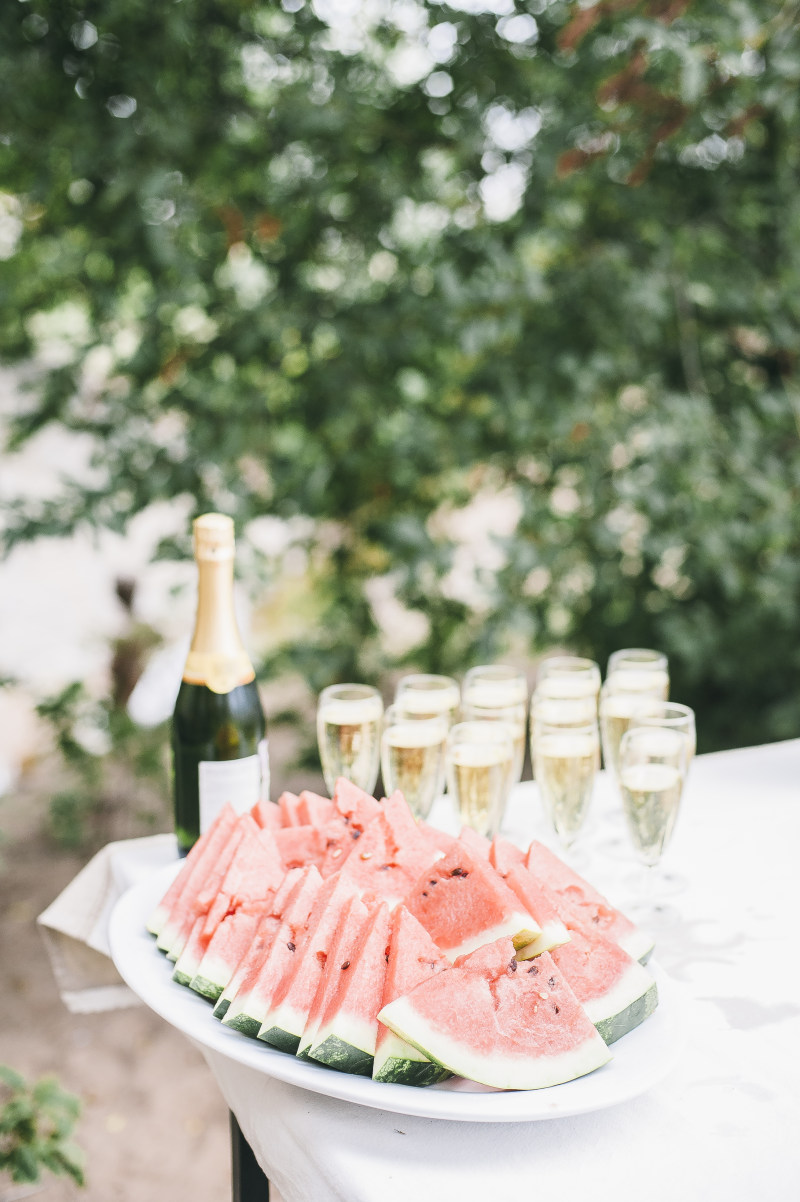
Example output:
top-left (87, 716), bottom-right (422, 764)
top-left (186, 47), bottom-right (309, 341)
top-left (618, 723), bottom-right (691, 920)
top-left (395, 673), bottom-right (460, 724)
top-left (599, 658), bottom-right (670, 784)
top-left (536, 655), bottom-right (601, 702)
top-left (531, 720), bottom-right (599, 850)
top-left (459, 700), bottom-right (527, 784)
top-left (445, 720), bottom-right (515, 838)
top-left (462, 664), bottom-right (527, 710)
top-left (629, 701), bottom-right (696, 764)
top-left (316, 684), bottom-right (383, 795)
top-left (380, 705), bottom-right (447, 820)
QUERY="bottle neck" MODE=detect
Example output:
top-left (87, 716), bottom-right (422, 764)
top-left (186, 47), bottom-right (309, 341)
top-left (182, 557), bottom-right (255, 694)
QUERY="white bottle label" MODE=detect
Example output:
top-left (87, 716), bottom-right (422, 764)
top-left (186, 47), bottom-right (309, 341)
top-left (198, 739), bottom-right (269, 831)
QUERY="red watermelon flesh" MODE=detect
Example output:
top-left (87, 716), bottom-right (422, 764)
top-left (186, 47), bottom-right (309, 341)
top-left (308, 901), bottom-right (392, 1075)
top-left (525, 840), bottom-right (654, 963)
top-left (200, 822), bottom-right (285, 939)
top-left (373, 906), bottom-right (451, 1086)
top-left (277, 791), bottom-right (304, 827)
top-left (332, 777), bottom-right (382, 829)
top-left (489, 836), bottom-right (526, 874)
top-left (213, 866), bottom-right (307, 1020)
top-left (159, 818), bottom-right (247, 960)
top-left (500, 864), bottom-right (571, 959)
top-left (549, 917), bottom-right (658, 1045)
top-left (457, 825), bottom-right (492, 859)
top-left (258, 873), bottom-right (362, 1053)
top-left (221, 866), bottom-right (323, 1037)
top-left (147, 803), bottom-right (237, 938)
top-left (338, 792), bottom-right (438, 906)
top-left (296, 790), bottom-right (337, 826)
top-left (189, 909), bottom-right (262, 1002)
top-left (296, 892), bottom-right (370, 1060)
top-left (403, 842), bottom-right (542, 961)
top-left (378, 941), bottom-right (611, 1090)
top-left (417, 822), bottom-right (456, 857)
top-left (274, 824), bottom-right (328, 871)
top-left (251, 798), bottom-right (283, 831)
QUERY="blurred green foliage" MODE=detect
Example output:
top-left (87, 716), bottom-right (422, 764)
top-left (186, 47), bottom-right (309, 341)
top-left (0, 1065), bottom-right (85, 1187)
top-left (1, 1), bottom-right (798, 751)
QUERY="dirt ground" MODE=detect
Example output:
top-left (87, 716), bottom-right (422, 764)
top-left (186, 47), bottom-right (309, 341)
top-left (0, 749), bottom-right (325, 1202)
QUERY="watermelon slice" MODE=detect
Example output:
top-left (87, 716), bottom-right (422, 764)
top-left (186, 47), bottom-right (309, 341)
top-left (489, 836), bottom-right (525, 874)
top-left (295, 893), bottom-right (370, 1061)
top-left (296, 790), bottom-right (337, 826)
top-left (373, 906), bottom-right (451, 1087)
top-left (550, 919), bottom-right (658, 1045)
top-left (274, 824), bottom-right (328, 871)
top-left (213, 867), bottom-right (306, 1020)
top-left (258, 874), bottom-right (361, 1054)
top-left (525, 840), bottom-right (654, 963)
top-left (222, 866), bottom-right (323, 1037)
top-left (277, 791), bottom-right (304, 826)
top-left (162, 818), bottom-right (247, 964)
top-left (189, 909), bottom-right (262, 1002)
top-left (403, 841), bottom-right (542, 961)
top-left (308, 901), bottom-right (392, 1076)
top-left (337, 791), bottom-right (438, 906)
top-left (332, 777), bottom-right (382, 828)
top-left (378, 941), bottom-right (611, 1090)
top-left (147, 803), bottom-right (237, 938)
top-left (200, 823), bottom-right (285, 939)
top-left (457, 825), bottom-right (492, 859)
top-left (251, 798), bottom-right (283, 831)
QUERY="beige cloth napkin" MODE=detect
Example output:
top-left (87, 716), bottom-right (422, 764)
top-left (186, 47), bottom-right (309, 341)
top-left (37, 833), bottom-right (177, 1013)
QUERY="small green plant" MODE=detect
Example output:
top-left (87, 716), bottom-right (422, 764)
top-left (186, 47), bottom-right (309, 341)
top-left (0, 1066), bottom-right (85, 1187)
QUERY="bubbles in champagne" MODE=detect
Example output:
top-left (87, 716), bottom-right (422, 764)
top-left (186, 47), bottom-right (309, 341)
top-left (446, 742), bottom-right (513, 838)
top-left (381, 719), bottom-right (446, 819)
top-left (317, 694), bottom-right (383, 794)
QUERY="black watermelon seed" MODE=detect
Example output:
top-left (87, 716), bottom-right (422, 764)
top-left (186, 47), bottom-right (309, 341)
top-left (508, 959), bottom-right (518, 973)
top-left (429, 880), bottom-right (437, 886)
top-left (287, 942), bottom-right (296, 952)
top-left (340, 960), bottom-right (351, 970)
top-left (422, 891), bottom-right (428, 897)
top-left (352, 829), bottom-right (362, 839)
top-left (554, 1004), bottom-right (560, 1014)
top-left (528, 964), bottom-right (539, 974)
top-left (548, 976), bottom-right (556, 988)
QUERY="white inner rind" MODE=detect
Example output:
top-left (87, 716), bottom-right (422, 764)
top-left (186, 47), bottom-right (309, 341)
top-left (259, 1000), bottom-right (306, 1042)
top-left (221, 989), bottom-right (265, 1028)
top-left (445, 911), bottom-right (542, 961)
top-left (579, 961), bottom-right (657, 1025)
top-left (379, 996), bottom-right (611, 1090)
top-left (618, 926), bottom-right (655, 964)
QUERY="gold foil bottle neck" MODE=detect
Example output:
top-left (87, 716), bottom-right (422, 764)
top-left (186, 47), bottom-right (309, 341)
top-left (193, 513), bottom-right (235, 562)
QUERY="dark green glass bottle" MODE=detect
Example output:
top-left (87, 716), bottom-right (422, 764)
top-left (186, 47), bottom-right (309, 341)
top-left (171, 514), bottom-right (268, 855)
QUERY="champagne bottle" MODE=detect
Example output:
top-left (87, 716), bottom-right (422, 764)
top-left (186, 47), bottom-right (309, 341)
top-left (172, 513), bottom-right (268, 854)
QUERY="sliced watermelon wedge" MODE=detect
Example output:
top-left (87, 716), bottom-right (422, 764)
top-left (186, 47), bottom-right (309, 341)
top-left (489, 836), bottom-right (525, 874)
top-left (457, 826), bottom-right (492, 860)
top-left (277, 791), bottom-right (304, 826)
top-left (251, 798), bottom-right (283, 831)
top-left (147, 803), bottom-right (237, 938)
top-left (403, 841), bottom-right (542, 961)
top-left (379, 941), bottom-right (611, 1090)
top-left (295, 893), bottom-right (370, 1061)
top-left (308, 901), bottom-right (392, 1076)
top-left (257, 874), bottom-right (361, 1054)
top-left (222, 866), bottom-right (323, 1038)
top-left (162, 818), bottom-right (248, 964)
top-left (296, 790), bottom-right (337, 826)
top-left (525, 841), bottom-right (654, 963)
top-left (338, 792), bottom-right (438, 906)
top-left (213, 867), bottom-right (306, 1021)
top-left (373, 906), bottom-right (451, 1087)
top-left (189, 909), bottom-right (263, 1002)
top-left (550, 919), bottom-right (658, 1045)
top-left (200, 824), bottom-right (285, 939)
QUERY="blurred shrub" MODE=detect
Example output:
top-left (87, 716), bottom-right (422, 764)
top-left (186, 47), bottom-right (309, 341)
top-left (1, 1), bottom-right (798, 751)
top-left (0, 1065), bottom-right (85, 1187)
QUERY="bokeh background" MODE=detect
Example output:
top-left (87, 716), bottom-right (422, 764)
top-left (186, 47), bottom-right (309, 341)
top-left (1, 0), bottom-right (798, 1196)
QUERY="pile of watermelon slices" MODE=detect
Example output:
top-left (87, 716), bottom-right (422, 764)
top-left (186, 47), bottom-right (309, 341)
top-left (147, 779), bottom-right (658, 1091)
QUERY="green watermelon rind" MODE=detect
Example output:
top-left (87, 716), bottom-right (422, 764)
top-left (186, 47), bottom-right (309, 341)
top-left (257, 1000), bottom-right (307, 1052)
top-left (221, 1008), bottom-right (263, 1039)
top-left (189, 974), bottom-right (224, 1003)
top-left (258, 1025), bottom-right (301, 1054)
top-left (171, 964), bottom-right (193, 987)
top-left (372, 1032), bottom-right (452, 1087)
top-left (378, 995), bottom-right (612, 1091)
top-left (586, 973), bottom-right (659, 1046)
top-left (618, 926), bottom-right (656, 965)
top-left (308, 1035), bottom-right (373, 1077)
top-left (212, 996), bottom-right (232, 1020)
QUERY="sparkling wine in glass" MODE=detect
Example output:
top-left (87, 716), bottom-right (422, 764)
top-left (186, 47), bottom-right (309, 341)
top-left (394, 673), bottom-right (460, 724)
top-left (531, 720), bottom-right (599, 850)
top-left (599, 656), bottom-right (670, 784)
top-left (380, 705), bottom-right (447, 820)
top-left (445, 720), bottom-right (515, 838)
top-left (316, 684), bottom-right (383, 795)
top-left (459, 700), bottom-right (527, 784)
top-left (618, 726), bottom-right (689, 867)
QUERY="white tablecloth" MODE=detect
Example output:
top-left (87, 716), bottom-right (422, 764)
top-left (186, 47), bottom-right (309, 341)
top-left (49, 740), bottom-right (800, 1200)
